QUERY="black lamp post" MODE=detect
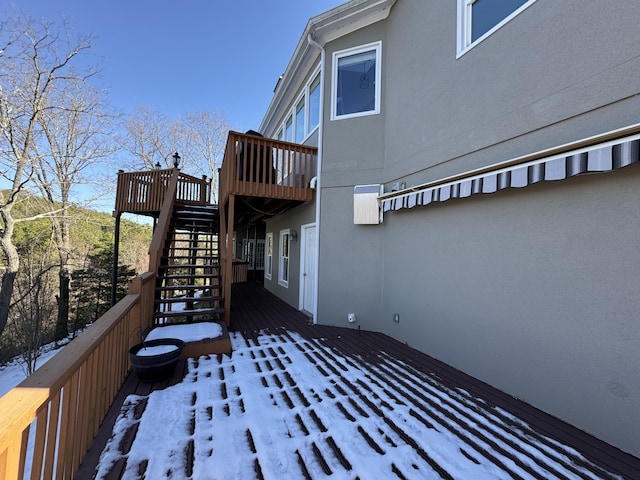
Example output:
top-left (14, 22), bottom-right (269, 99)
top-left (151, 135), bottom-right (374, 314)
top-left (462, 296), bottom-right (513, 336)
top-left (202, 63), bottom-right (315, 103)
top-left (172, 151), bottom-right (181, 169)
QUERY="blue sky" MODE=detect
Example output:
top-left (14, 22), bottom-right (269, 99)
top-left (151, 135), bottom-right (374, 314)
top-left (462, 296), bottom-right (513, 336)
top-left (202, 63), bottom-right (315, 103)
top-left (2, 0), bottom-right (346, 131)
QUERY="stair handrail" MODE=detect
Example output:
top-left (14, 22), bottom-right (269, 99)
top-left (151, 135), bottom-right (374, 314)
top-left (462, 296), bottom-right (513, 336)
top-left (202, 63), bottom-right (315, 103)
top-left (149, 168), bottom-right (179, 273)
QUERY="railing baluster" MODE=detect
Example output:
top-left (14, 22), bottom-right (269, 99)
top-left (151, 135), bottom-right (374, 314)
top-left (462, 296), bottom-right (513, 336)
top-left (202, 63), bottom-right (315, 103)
top-left (43, 392), bottom-right (61, 479)
top-left (30, 407), bottom-right (47, 479)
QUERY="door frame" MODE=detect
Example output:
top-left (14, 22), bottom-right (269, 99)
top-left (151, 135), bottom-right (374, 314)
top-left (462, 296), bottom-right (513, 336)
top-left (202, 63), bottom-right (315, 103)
top-left (299, 222), bottom-right (317, 319)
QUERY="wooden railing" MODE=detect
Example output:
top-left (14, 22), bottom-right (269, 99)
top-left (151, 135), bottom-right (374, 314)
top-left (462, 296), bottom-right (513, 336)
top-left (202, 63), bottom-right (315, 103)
top-left (219, 131), bottom-right (317, 205)
top-left (0, 272), bottom-right (156, 480)
top-left (114, 168), bottom-right (211, 215)
top-left (232, 260), bottom-right (249, 283)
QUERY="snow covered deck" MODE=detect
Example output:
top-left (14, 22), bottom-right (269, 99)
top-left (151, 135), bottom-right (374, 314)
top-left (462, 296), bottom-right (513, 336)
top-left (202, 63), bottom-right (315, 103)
top-left (78, 283), bottom-right (640, 479)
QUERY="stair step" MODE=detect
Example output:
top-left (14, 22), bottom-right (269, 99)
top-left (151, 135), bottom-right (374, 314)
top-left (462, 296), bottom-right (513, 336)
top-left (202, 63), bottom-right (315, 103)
top-left (164, 256), bottom-right (218, 261)
top-left (158, 274), bottom-right (221, 280)
top-left (171, 222), bottom-right (216, 226)
top-left (163, 256), bottom-right (218, 261)
top-left (174, 205), bottom-right (217, 213)
top-left (172, 216), bottom-right (217, 223)
top-left (173, 213), bottom-right (216, 219)
top-left (171, 222), bottom-right (217, 228)
top-left (152, 205), bottom-right (223, 322)
top-left (155, 296), bottom-right (222, 304)
top-left (156, 284), bottom-right (222, 292)
top-left (160, 264), bottom-right (220, 270)
top-left (153, 307), bottom-right (224, 319)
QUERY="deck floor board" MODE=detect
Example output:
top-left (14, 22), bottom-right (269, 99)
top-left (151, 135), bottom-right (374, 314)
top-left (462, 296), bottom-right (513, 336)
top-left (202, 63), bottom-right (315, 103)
top-left (76, 282), bottom-right (640, 479)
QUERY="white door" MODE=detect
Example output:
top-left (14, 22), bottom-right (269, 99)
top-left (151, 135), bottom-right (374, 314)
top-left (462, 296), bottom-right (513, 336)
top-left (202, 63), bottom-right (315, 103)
top-left (300, 224), bottom-right (317, 316)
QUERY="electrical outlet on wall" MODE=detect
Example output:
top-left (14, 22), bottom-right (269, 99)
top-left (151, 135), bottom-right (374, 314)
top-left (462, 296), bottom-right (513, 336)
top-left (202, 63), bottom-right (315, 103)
top-left (348, 313), bottom-right (356, 323)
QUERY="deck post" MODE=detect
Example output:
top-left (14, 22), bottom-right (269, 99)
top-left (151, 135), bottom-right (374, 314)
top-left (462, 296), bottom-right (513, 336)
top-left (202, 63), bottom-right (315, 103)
top-left (111, 212), bottom-right (122, 306)
top-left (223, 194), bottom-right (236, 327)
top-left (219, 197), bottom-right (228, 324)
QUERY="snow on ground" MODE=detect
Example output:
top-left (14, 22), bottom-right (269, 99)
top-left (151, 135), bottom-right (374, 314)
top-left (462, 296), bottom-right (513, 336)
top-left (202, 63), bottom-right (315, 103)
top-left (94, 329), bottom-right (619, 480)
top-left (0, 341), bottom-right (65, 397)
top-left (146, 322), bottom-right (223, 343)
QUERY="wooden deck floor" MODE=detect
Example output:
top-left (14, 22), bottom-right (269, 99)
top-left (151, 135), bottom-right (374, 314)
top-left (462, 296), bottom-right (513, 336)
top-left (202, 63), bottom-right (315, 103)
top-left (76, 282), bottom-right (640, 479)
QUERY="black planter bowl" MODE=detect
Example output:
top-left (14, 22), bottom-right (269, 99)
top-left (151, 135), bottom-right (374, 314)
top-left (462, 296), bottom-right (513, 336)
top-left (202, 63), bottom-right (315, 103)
top-left (129, 338), bottom-right (185, 382)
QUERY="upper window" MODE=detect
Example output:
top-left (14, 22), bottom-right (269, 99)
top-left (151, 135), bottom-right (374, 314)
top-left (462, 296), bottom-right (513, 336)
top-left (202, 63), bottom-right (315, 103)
top-left (295, 97), bottom-right (305, 144)
top-left (307, 73), bottom-right (321, 133)
top-left (285, 115), bottom-right (293, 142)
top-left (331, 42), bottom-right (382, 121)
top-left (271, 66), bottom-right (321, 144)
top-left (457, 0), bottom-right (537, 56)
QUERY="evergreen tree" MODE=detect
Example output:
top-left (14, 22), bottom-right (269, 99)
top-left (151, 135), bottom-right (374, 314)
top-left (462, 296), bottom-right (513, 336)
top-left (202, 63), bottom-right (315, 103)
top-left (71, 246), bottom-right (136, 335)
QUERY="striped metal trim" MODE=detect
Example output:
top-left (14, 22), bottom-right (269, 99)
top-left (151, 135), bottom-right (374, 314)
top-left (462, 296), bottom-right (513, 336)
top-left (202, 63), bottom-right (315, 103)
top-left (382, 137), bottom-right (640, 212)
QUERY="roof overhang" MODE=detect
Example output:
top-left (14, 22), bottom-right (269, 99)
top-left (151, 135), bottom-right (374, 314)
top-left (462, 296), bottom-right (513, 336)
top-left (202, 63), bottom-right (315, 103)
top-left (259, 0), bottom-right (397, 135)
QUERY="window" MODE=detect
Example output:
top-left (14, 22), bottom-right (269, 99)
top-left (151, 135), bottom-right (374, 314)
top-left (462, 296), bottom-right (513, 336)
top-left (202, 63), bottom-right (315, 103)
top-left (285, 116), bottom-right (293, 142)
top-left (278, 230), bottom-right (290, 287)
top-left (295, 97), bottom-right (305, 143)
top-left (271, 66), bottom-right (321, 143)
top-left (307, 72), bottom-right (321, 133)
top-left (265, 233), bottom-right (273, 280)
top-left (331, 42), bottom-right (382, 120)
top-left (256, 239), bottom-right (265, 271)
top-left (457, 0), bottom-right (537, 55)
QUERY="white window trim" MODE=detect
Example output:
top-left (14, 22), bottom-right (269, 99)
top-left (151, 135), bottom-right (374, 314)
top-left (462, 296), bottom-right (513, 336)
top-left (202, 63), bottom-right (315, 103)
top-left (278, 229), bottom-right (290, 288)
top-left (331, 41), bottom-right (382, 121)
top-left (264, 232), bottom-right (273, 280)
top-left (456, 0), bottom-right (538, 58)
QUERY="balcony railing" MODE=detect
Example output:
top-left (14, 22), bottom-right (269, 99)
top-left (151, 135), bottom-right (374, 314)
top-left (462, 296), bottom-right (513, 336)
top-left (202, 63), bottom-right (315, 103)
top-left (114, 168), bottom-right (211, 215)
top-left (219, 131), bottom-right (317, 205)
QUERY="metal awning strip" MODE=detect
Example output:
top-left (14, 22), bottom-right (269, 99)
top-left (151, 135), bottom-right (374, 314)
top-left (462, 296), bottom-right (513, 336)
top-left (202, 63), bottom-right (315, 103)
top-left (381, 134), bottom-right (640, 213)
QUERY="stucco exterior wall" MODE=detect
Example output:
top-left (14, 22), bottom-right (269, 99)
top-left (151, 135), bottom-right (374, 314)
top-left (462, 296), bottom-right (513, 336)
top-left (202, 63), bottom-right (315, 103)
top-left (264, 202), bottom-right (315, 309)
top-left (383, 0), bottom-right (640, 184)
top-left (316, 186), bottom-right (385, 330)
top-left (320, 22), bottom-right (386, 190)
top-left (379, 166), bottom-right (640, 455)
top-left (309, 0), bottom-right (640, 456)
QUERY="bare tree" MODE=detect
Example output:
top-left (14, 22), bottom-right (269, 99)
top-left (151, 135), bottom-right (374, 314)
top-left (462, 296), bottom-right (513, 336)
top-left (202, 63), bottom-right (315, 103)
top-left (121, 107), bottom-right (230, 201)
top-left (179, 110), bottom-right (230, 202)
top-left (32, 79), bottom-right (115, 340)
top-left (0, 14), bottom-right (99, 337)
top-left (121, 105), bottom-right (177, 170)
top-left (9, 239), bottom-right (57, 375)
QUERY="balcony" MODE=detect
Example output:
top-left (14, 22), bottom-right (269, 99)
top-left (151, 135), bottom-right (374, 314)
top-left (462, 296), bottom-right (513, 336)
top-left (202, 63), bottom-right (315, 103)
top-left (114, 168), bottom-right (212, 217)
top-left (219, 130), bottom-right (316, 209)
top-left (217, 131), bottom-right (317, 324)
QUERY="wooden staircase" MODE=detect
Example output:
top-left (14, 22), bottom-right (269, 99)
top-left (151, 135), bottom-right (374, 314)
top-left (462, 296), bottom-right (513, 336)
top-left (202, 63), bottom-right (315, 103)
top-left (153, 204), bottom-right (224, 325)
